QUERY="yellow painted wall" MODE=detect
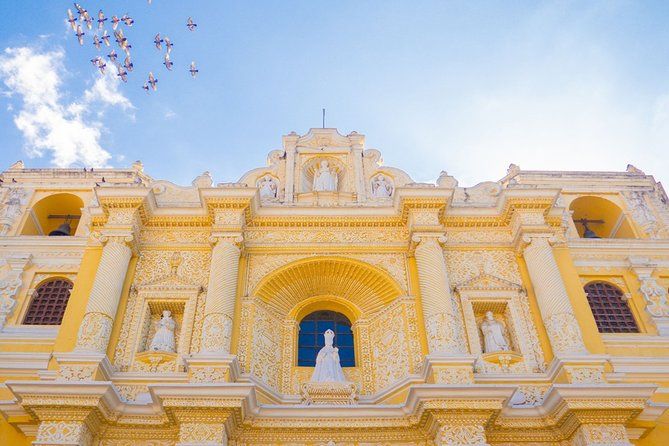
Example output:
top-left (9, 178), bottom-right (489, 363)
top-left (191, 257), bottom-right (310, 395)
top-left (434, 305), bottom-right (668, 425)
top-left (0, 416), bottom-right (31, 446)
top-left (51, 246), bottom-right (103, 359)
top-left (554, 247), bottom-right (606, 354)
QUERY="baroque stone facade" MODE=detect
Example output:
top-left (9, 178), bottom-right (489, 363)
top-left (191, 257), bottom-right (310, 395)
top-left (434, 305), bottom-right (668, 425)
top-left (0, 129), bottom-right (668, 446)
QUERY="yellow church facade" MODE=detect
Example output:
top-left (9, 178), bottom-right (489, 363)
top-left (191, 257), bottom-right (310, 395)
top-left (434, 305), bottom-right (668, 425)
top-left (0, 128), bottom-right (668, 445)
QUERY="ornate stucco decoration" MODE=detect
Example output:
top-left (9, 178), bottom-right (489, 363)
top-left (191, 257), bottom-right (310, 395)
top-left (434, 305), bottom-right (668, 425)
top-left (0, 254), bottom-right (32, 329)
top-left (629, 256), bottom-right (669, 336)
top-left (113, 252), bottom-right (205, 373)
top-left (454, 272), bottom-right (546, 374)
top-left (238, 129), bottom-right (417, 207)
top-left (301, 381), bottom-right (358, 405)
top-left (623, 190), bottom-right (667, 239)
top-left (0, 187), bottom-right (29, 236)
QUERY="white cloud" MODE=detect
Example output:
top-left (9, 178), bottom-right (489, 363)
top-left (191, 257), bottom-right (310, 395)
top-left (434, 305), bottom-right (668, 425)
top-left (0, 46), bottom-right (134, 168)
top-left (83, 68), bottom-right (135, 112)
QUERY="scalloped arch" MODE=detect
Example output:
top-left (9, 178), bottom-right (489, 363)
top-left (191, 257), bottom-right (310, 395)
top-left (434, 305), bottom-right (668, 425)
top-left (253, 256), bottom-right (403, 317)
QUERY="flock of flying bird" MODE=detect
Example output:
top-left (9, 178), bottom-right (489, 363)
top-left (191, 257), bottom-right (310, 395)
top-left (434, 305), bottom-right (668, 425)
top-left (67, 3), bottom-right (199, 93)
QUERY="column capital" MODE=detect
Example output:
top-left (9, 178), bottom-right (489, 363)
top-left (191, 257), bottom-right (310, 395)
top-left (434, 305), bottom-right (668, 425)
top-left (514, 231), bottom-right (558, 256)
top-left (95, 230), bottom-right (138, 254)
top-left (208, 233), bottom-right (244, 249)
top-left (410, 232), bottom-right (447, 253)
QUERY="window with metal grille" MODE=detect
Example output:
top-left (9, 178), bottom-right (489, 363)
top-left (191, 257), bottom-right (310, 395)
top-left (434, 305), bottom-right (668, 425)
top-left (584, 281), bottom-right (639, 333)
top-left (23, 278), bottom-right (73, 325)
top-left (298, 310), bottom-right (355, 367)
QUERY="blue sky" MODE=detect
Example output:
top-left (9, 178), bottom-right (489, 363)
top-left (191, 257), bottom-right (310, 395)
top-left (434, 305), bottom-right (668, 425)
top-left (1, 1), bottom-right (669, 186)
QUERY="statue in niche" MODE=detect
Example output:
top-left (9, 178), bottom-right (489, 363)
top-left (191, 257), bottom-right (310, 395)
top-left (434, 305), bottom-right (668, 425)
top-left (258, 175), bottom-right (278, 200)
top-left (310, 329), bottom-right (346, 382)
top-left (312, 160), bottom-right (338, 192)
top-left (148, 310), bottom-right (176, 352)
top-left (371, 174), bottom-right (393, 198)
top-left (480, 311), bottom-right (510, 353)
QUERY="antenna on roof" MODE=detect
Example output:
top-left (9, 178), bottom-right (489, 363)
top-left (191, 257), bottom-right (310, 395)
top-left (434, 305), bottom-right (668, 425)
top-left (322, 108), bottom-right (326, 128)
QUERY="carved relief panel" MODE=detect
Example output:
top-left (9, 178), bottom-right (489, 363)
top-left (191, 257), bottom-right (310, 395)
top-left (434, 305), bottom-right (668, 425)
top-left (367, 297), bottom-right (422, 391)
top-left (248, 299), bottom-right (282, 389)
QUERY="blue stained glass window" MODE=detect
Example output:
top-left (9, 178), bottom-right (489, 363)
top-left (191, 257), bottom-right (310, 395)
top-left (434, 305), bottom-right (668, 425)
top-left (297, 310), bottom-right (355, 367)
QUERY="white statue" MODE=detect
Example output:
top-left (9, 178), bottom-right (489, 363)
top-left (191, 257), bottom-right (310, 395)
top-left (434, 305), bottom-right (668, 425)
top-left (149, 310), bottom-right (176, 352)
top-left (480, 311), bottom-right (510, 353)
top-left (258, 175), bottom-right (278, 200)
top-left (310, 329), bottom-right (346, 382)
top-left (312, 160), bottom-right (338, 192)
top-left (372, 174), bottom-right (393, 198)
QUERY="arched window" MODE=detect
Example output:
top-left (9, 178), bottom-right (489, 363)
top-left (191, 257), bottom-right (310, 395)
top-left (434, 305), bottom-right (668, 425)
top-left (23, 278), bottom-right (73, 325)
top-left (584, 282), bottom-right (639, 333)
top-left (298, 310), bottom-right (354, 367)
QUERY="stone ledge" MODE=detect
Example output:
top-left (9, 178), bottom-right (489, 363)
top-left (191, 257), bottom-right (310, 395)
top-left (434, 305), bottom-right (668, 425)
top-left (300, 381), bottom-right (358, 405)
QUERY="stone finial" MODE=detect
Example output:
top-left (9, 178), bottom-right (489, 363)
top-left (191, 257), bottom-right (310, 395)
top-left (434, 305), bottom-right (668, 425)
top-left (626, 164), bottom-right (645, 175)
top-left (131, 160), bottom-right (144, 172)
top-left (192, 171), bottom-right (213, 188)
top-left (437, 171), bottom-right (458, 188)
top-left (8, 161), bottom-right (24, 170)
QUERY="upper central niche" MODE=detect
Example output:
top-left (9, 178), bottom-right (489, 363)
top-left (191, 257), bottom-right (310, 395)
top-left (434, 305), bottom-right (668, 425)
top-left (302, 157), bottom-right (345, 193)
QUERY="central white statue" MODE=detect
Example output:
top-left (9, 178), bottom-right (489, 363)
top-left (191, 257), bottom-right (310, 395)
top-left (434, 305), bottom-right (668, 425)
top-left (149, 310), bottom-right (176, 353)
top-left (480, 311), bottom-right (510, 353)
top-left (312, 160), bottom-right (338, 192)
top-left (310, 329), bottom-right (346, 382)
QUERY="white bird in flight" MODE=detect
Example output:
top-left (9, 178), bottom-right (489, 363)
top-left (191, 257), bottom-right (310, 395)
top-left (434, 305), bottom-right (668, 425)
top-left (189, 61), bottom-right (199, 78)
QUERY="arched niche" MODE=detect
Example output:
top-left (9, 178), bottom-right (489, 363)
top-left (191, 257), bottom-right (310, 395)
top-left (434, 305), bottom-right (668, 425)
top-left (239, 257), bottom-right (422, 398)
top-left (300, 157), bottom-right (346, 193)
top-left (569, 195), bottom-right (635, 239)
top-left (21, 193), bottom-right (85, 236)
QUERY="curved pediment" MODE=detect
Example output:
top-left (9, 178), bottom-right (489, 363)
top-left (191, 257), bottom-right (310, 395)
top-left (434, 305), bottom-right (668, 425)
top-left (237, 129), bottom-right (416, 206)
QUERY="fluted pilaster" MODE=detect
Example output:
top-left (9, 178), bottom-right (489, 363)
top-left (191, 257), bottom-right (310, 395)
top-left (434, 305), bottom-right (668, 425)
top-left (201, 235), bottom-right (242, 353)
top-left (75, 236), bottom-right (133, 353)
top-left (413, 235), bottom-right (465, 355)
top-left (521, 235), bottom-right (586, 355)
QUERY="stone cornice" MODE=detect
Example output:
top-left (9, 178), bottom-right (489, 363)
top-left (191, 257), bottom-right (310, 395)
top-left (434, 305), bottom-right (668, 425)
top-left (79, 179), bottom-right (569, 233)
top-left (1, 381), bottom-right (663, 441)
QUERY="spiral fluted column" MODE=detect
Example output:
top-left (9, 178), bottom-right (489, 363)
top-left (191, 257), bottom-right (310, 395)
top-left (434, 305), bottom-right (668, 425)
top-left (75, 236), bottom-right (133, 353)
top-left (521, 235), bottom-right (586, 355)
top-left (414, 235), bottom-right (465, 355)
top-left (200, 235), bottom-right (242, 354)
